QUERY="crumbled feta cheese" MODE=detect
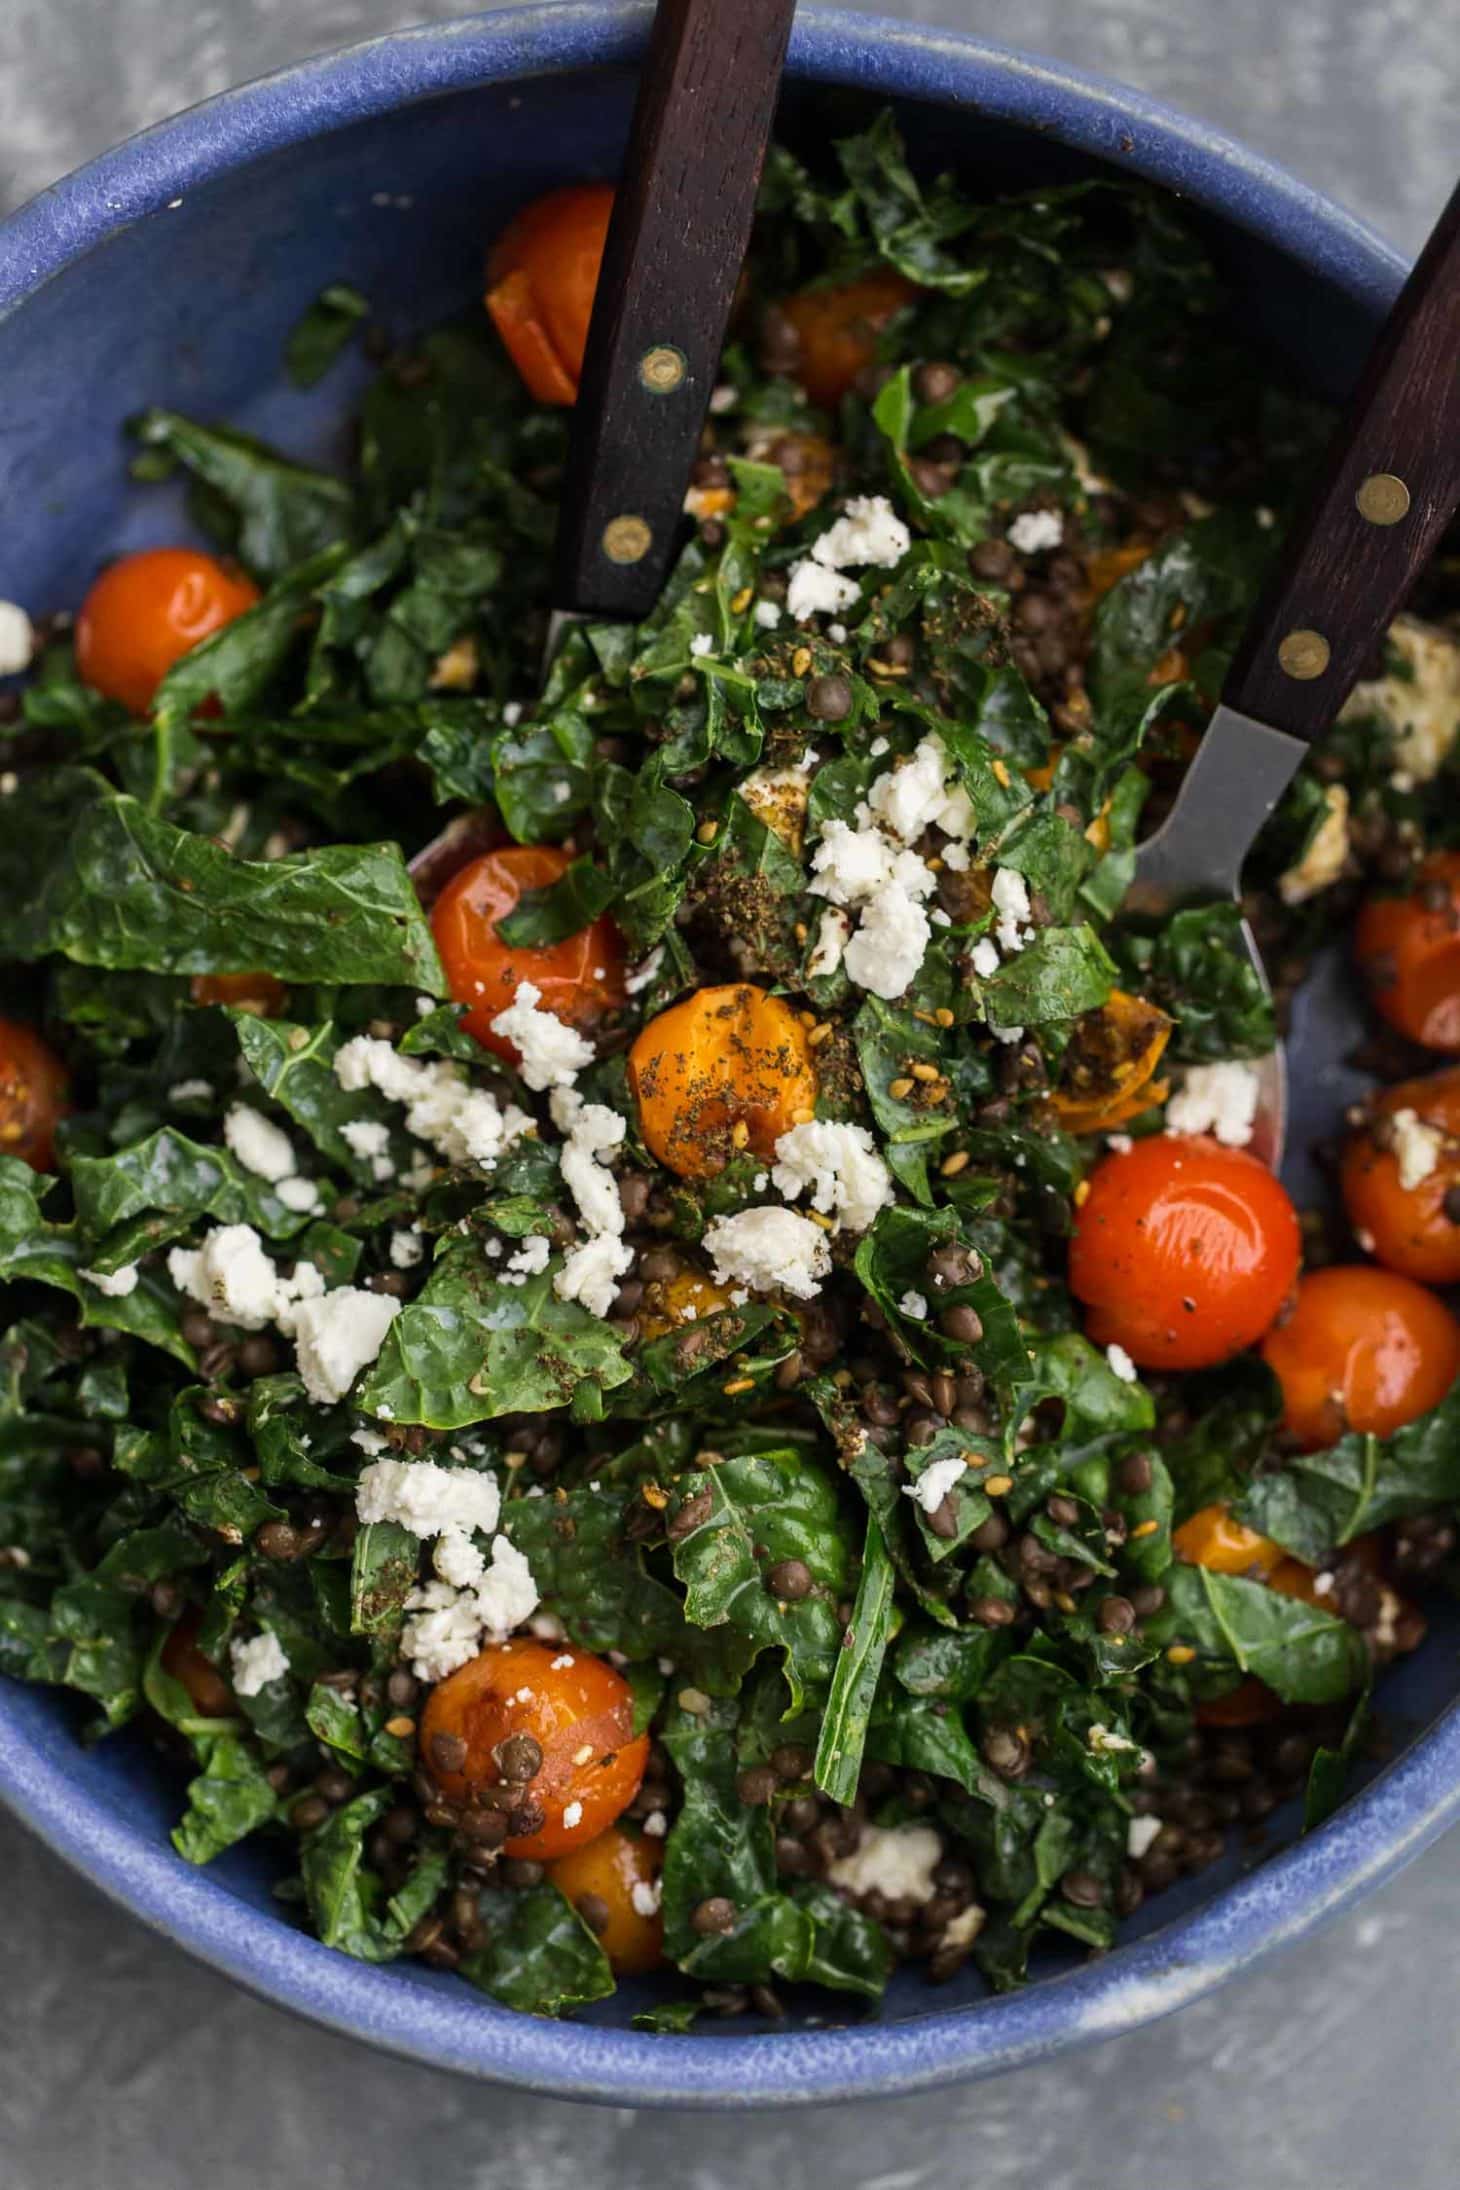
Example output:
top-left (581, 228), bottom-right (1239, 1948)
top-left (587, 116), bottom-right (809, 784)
top-left (167, 1078), bottom-right (214, 1104)
top-left (555, 1097), bottom-right (627, 1240)
top-left (1279, 782), bottom-right (1350, 905)
top-left (501, 700), bottom-right (524, 727)
top-left (826, 1822), bottom-right (943, 1904)
top-left (809, 820), bottom-right (898, 907)
top-left (1126, 1814), bottom-right (1164, 1860)
top-left (753, 598), bottom-right (782, 629)
top-left (991, 867), bottom-right (1032, 953)
top-left (1390, 1106), bottom-right (1445, 1190)
top-left (939, 1902), bottom-right (986, 1953)
top-left (0, 601), bottom-right (35, 676)
top-left (1007, 509), bottom-right (1063, 555)
top-left (79, 1262), bottom-right (140, 1298)
top-left (356, 1456), bottom-right (501, 1538)
top-left (624, 945), bottom-right (665, 997)
top-left (223, 1103), bottom-right (296, 1183)
top-left (689, 632), bottom-right (715, 659)
top-left (169, 1224), bottom-right (324, 1331)
top-left (555, 1231), bottom-right (633, 1318)
top-left (903, 1454), bottom-right (966, 1513)
top-left (786, 557), bottom-right (860, 621)
top-left (811, 495), bottom-right (911, 572)
top-left (341, 1118), bottom-right (392, 1172)
top-left (843, 880), bottom-right (931, 999)
top-left (970, 936), bottom-right (1001, 979)
top-left (630, 1878), bottom-right (662, 1917)
top-left (865, 735), bottom-right (972, 847)
top-left (333, 1037), bottom-right (530, 1169)
top-left (1088, 1722), bottom-right (1140, 1755)
top-left (898, 1290), bottom-right (929, 1321)
top-left (275, 1176), bottom-right (322, 1214)
top-left (1105, 1342), bottom-right (1138, 1384)
top-left (562, 1800), bottom-right (584, 1830)
top-left (501, 1233), bottom-right (552, 1285)
top-left (390, 1227), bottom-right (425, 1269)
top-left (643, 1809), bottom-right (668, 1838)
top-left (400, 1535), bottom-right (539, 1682)
top-left (771, 1119), bottom-right (893, 1235)
top-left (1166, 1060), bottom-right (1260, 1148)
top-left (702, 1206), bottom-right (832, 1302)
top-left (351, 1427), bottom-right (390, 1456)
top-left (433, 1529), bottom-right (486, 1589)
top-left (475, 1535), bottom-right (539, 1637)
top-left (230, 1630), bottom-right (289, 1696)
top-left (489, 980), bottom-right (595, 1093)
top-left (291, 1287), bottom-right (400, 1405)
top-left (709, 383), bottom-right (738, 414)
top-left (1340, 615), bottom-right (1460, 782)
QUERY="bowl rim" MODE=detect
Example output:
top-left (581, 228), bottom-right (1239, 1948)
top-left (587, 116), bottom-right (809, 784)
top-left (0, 0), bottom-right (1451, 2108)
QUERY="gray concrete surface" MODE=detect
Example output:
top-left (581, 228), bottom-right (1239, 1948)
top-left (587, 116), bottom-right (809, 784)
top-left (2, 2), bottom-right (1459, 2183)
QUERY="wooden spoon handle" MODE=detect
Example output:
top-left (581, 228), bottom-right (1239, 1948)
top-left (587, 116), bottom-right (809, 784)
top-left (1224, 178), bottom-right (1460, 738)
top-left (553, 0), bottom-right (796, 620)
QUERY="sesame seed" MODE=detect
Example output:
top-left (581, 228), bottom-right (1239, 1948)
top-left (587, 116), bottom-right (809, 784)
top-left (940, 1151), bottom-right (971, 1178)
top-left (677, 1687), bottom-right (712, 1715)
top-left (1130, 1518), bottom-right (1160, 1539)
top-left (731, 585), bottom-right (753, 613)
top-left (983, 1474), bottom-right (1014, 1497)
top-left (730, 1119), bottom-right (750, 1149)
top-left (934, 1008), bottom-right (955, 1028)
top-left (723, 1376), bottom-right (756, 1395)
top-left (1073, 1179), bottom-right (1092, 1206)
top-left (807, 1021), bottom-right (834, 1046)
top-left (911, 1062), bottom-right (940, 1083)
top-left (1166, 1644), bottom-right (1197, 1665)
top-left (572, 1743), bottom-right (595, 1766)
top-left (792, 646), bottom-right (812, 676)
top-left (888, 1076), bottom-right (915, 1100)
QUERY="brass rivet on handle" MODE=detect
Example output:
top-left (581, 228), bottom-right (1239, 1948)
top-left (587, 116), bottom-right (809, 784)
top-left (602, 514), bottom-right (653, 564)
top-left (639, 344), bottom-right (687, 394)
top-left (1355, 471), bottom-right (1411, 525)
top-left (1277, 627), bottom-right (1331, 681)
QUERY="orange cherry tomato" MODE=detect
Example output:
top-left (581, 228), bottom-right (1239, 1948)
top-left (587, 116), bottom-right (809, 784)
top-left (548, 1822), bottom-right (664, 1975)
top-left (484, 182), bottom-right (614, 405)
top-left (189, 971), bottom-right (289, 1018)
top-left (419, 1637), bottom-right (648, 1861)
top-left (1341, 1068), bottom-right (1460, 1285)
top-left (1261, 1265), bottom-right (1460, 1449)
top-left (1172, 1505), bottom-right (1286, 1579)
top-left (1355, 851), bottom-right (1460, 1052)
top-left (430, 845), bottom-right (626, 1058)
top-left (160, 1610), bottom-right (237, 1719)
top-left (76, 548), bottom-right (260, 716)
top-left (777, 269), bottom-right (920, 409)
top-left (1194, 1678), bottom-right (1283, 1729)
top-left (638, 1264), bottom-right (735, 1339)
top-left (1068, 1134), bottom-right (1301, 1371)
top-left (0, 1019), bottom-right (68, 1172)
top-left (627, 982), bottom-right (819, 1180)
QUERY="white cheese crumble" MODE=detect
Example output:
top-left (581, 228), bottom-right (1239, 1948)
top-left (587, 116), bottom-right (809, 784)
top-left (689, 632), bottom-right (715, 658)
top-left (275, 1177), bottom-right (322, 1214)
top-left (1126, 1814), bottom-right (1164, 1860)
top-left (624, 945), bottom-right (665, 997)
top-left (223, 1103), bottom-right (297, 1183)
top-left (341, 1118), bottom-right (393, 1181)
top-left (1007, 509), bottom-right (1063, 555)
top-left (501, 1233), bottom-right (552, 1285)
top-left (630, 1877), bottom-right (662, 1917)
top-left (389, 1227), bottom-right (425, 1269)
top-left (811, 495), bottom-right (911, 573)
top-left (334, 1036), bottom-right (530, 1169)
top-left (556, 1231), bottom-right (634, 1318)
top-left (786, 558), bottom-right (860, 621)
top-left (562, 1800), bottom-right (584, 1830)
top-left (230, 1629), bottom-right (289, 1697)
top-left (753, 598), bottom-right (782, 630)
top-left (291, 1288), bottom-right (400, 1405)
top-left (970, 936), bottom-right (1001, 979)
top-left (488, 980), bottom-right (595, 1093)
top-left (1105, 1342), bottom-right (1138, 1384)
top-left (771, 1119), bottom-right (893, 1235)
top-left (168, 1224), bottom-right (325, 1332)
top-left (903, 1454), bottom-right (967, 1513)
top-left (78, 1262), bottom-right (140, 1298)
top-left (991, 867), bottom-right (1033, 954)
top-left (0, 600), bottom-right (35, 676)
top-left (1339, 615), bottom-right (1460, 782)
top-left (826, 1822), bottom-right (943, 1905)
top-left (701, 1206), bottom-right (832, 1302)
top-left (1278, 782), bottom-right (1350, 905)
top-left (843, 880), bottom-right (931, 1000)
top-left (1165, 1060), bottom-right (1260, 1148)
top-left (356, 1456), bottom-right (501, 1539)
top-left (1088, 1722), bottom-right (1140, 1755)
top-left (807, 906), bottom-right (851, 981)
top-left (167, 1078), bottom-right (214, 1104)
top-left (899, 1289), bottom-right (929, 1320)
top-left (864, 734), bottom-right (973, 847)
top-left (1390, 1106), bottom-right (1445, 1191)
top-left (401, 1536), bottom-right (539, 1682)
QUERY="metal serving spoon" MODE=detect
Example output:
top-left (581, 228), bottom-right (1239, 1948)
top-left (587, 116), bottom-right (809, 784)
top-left (1128, 176), bottom-right (1460, 1168)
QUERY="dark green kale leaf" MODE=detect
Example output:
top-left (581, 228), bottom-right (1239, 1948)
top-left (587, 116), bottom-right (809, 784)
top-left (1163, 1357), bottom-right (1284, 1524)
top-left (854, 1203), bottom-right (1028, 1399)
top-left (1239, 1380), bottom-right (1460, 1566)
top-left (232, 1016), bottom-right (413, 1182)
top-left (300, 1790), bottom-right (448, 1963)
top-left (1089, 512), bottom-right (1269, 739)
top-left (0, 769), bottom-right (443, 990)
top-left (357, 1241), bottom-right (632, 1428)
top-left (0, 1158), bottom-right (195, 1365)
top-left (459, 1883), bottom-right (614, 2015)
top-left (285, 284), bottom-right (369, 389)
top-left (131, 410), bottom-right (354, 577)
top-left (853, 996), bottom-right (960, 1201)
top-left (1116, 902), bottom-right (1275, 1062)
top-left (980, 926), bottom-right (1115, 1032)
top-left (495, 856), bottom-right (618, 947)
top-left (68, 1127), bottom-right (316, 1246)
top-left (813, 1513), bottom-right (895, 1803)
top-left (172, 1734), bottom-right (282, 1864)
top-left (1156, 1565), bottom-right (1367, 1706)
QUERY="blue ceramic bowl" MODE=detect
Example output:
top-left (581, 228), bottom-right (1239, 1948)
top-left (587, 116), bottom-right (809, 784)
top-left (1, 0), bottom-right (1455, 2108)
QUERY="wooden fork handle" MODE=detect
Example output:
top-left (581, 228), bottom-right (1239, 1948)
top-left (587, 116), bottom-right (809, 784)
top-left (1224, 178), bottom-right (1460, 738)
top-left (553, 0), bottom-right (796, 620)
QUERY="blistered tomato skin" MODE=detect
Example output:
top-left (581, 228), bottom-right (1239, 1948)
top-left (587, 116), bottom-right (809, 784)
top-left (0, 1019), bottom-right (68, 1172)
top-left (628, 983), bottom-right (819, 1180)
top-left (1355, 851), bottom-right (1460, 1052)
top-left (548, 1823), bottom-right (664, 1975)
top-left (1068, 1134), bottom-right (1302, 1371)
top-left (75, 547), bottom-right (260, 716)
top-left (484, 183), bottom-right (615, 404)
top-left (1341, 1068), bottom-right (1460, 1285)
top-left (419, 1637), bottom-right (648, 1861)
top-left (1261, 1265), bottom-right (1460, 1449)
top-left (430, 845), bottom-right (626, 1056)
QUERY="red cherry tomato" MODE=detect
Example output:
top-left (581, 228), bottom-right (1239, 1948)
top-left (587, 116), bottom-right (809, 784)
top-left (419, 1637), bottom-right (648, 1861)
top-left (1341, 1067), bottom-right (1460, 1285)
top-left (1354, 850), bottom-right (1460, 1052)
top-left (1068, 1134), bottom-right (1301, 1370)
top-left (429, 844), bottom-right (625, 1058)
top-left (1261, 1265), bottom-right (1460, 1449)
top-left (0, 1019), bottom-right (68, 1172)
top-left (75, 548), bottom-right (260, 716)
top-left (484, 183), bottom-right (615, 405)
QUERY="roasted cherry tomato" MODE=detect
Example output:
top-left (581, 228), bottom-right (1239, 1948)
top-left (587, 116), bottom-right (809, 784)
top-left (1261, 1264), bottom-right (1460, 1449)
top-left (548, 1822), bottom-right (664, 1975)
top-left (1355, 850), bottom-right (1460, 1052)
top-left (628, 983), bottom-right (819, 1180)
top-left (159, 1609), bottom-right (237, 1719)
top-left (484, 182), bottom-right (615, 404)
top-left (1341, 1068), bottom-right (1460, 1285)
top-left (420, 1636), bottom-right (648, 1861)
top-left (775, 269), bottom-right (919, 409)
top-left (1068, 1134), bottom-right (1301, 1371)
top-left (0, 1018), bottom-right (68, 1171)
top-left (76, 547), bottom-right (260, 716)
top-left (1172, 1505), bottom-right (1286, 1579)
top-left (430, 845), bottom-right (626, 1057)
top-left (189, 971), bottom-right (289, 1018)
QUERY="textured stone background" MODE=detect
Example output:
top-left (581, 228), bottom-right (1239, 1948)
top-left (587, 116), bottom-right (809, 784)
top-left (3, 3), bottom-right (1460, 2183)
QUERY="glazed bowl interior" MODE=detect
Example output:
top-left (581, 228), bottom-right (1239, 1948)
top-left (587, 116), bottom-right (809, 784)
top-left (1, 2), bottom-right (1455, 2107)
